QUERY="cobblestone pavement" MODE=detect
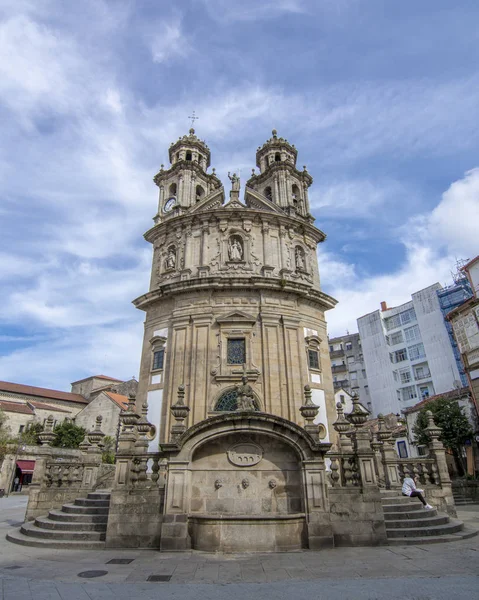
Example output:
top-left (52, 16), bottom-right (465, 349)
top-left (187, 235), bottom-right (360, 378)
top-left (1, 495), bottom-right (478, 599)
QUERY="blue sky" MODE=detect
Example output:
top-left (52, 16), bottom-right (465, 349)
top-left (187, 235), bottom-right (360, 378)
top-left (0, 0), bottom-right (478, 390)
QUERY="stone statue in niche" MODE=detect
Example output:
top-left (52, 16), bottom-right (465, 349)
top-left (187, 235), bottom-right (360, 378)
top-left (228, 171), bottom-right (240, 191)
top-left (295, 247), bottom-right (305, 271)
top-left (236, 376), bottom-right (255, 412)
top-left (228, 237), bottom-right (243, 262)
top-left (165, 247), bottom-right (176, 270)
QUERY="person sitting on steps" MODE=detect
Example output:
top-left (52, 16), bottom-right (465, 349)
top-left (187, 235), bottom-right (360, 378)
top-left (402, 474), bottom-right (433, 509)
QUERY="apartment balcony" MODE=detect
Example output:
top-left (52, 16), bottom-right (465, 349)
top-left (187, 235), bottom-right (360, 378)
top-left (333, 379), bottom-right (349, 389)
top-left (331, 364), bottom-right (347, 373)
top-left (330, 349), bottom-right (345, 359)
top-left (414, 372), bottom-right (431, 381)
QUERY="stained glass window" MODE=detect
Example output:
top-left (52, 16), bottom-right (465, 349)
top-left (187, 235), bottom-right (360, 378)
top-left (214, 389), bottom-right (259, 412)
top-left (152, 349), bottom-right (164, 370)
top-left (227, 338), bottom-right (246, 365)
top-left (308, 349), bottom-right (320, 370)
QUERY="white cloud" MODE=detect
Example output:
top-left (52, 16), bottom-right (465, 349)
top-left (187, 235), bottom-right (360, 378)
top-left (150, 17), bottom-right (191, 64)
top-left (199, 0), bottom-right (307, 22)
top-left (322, 168), bottom-right (479, 337)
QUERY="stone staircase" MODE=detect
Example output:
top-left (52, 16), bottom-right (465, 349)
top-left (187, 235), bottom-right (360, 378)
top-left (381, 490), bottom-right (477, 545)
top-left (452, 489), bottom-right (478, 506)
top-left (6, 491), bottom-right (110, 549)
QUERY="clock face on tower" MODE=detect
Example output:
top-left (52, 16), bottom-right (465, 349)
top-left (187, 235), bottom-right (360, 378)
top-left (163, 197), bottom-right (177, 213)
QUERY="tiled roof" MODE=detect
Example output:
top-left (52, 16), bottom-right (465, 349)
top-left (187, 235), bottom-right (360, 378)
top-left (71, 374), bottom-right (123, 384)
top-left (0, 380), bottom-right (88, 404)
top-left (403, 387), bottom-right (471, 415)
top-left (0, 400), bottom-right (34, 415)
top-left (27, 401), bottom-right (71, 414)
top-left (105, 392), bottom-right (129, 410)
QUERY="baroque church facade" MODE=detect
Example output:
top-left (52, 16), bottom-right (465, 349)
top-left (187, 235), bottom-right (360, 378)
top-left (134, 128), bottom-right (337, 447)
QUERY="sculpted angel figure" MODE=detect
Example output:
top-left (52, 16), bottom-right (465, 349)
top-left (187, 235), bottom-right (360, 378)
top-left (295, 247), bottom-right (305, 271)
top-left (228, 238), bottom-right (243, 261)
top-left (165, 247), bottom-right (176, 270)
top-left (228, 171), bottom-right (240, 191)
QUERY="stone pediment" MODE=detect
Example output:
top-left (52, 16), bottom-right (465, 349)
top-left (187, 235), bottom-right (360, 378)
top-left (216, 310), bottom-right (258, 325)
top-left (188, 188), bottom-right (225, 214)
top-left (223, 197), bottom-right (246, 210)
top-left (244, 187), bottom-right (284, 214)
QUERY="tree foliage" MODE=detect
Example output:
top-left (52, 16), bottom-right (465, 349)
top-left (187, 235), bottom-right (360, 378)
top-left (101, 435), bottom-right (116, 464)
top-left (0, 409), bottom-right (15, 462)
top-left (52, 421), bottom-right (86, 448)
top-left (19, 422), bottom-right (44, 446)
top-left (413, 397), bottom-right (472, 452)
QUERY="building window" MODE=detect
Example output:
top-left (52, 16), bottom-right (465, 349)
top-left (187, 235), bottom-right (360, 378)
top-left (215, 389), bottom-right (259, 412)
top-left (397, 441), bottom-right (408, 458)
top-left (401, 385), bottom-right (417, 401)
top-left (152, 349), bottom-right (164, 370)
top-left (390, 331), bottom-right (404, 345)
top-left (399, 368), bottom-right (412, 384)
top-left (347, 355), bottom-right (354, 364)
top-left (329, 345), bottom-right (333, 352)
top-left (350, 371), bottom-right (357, 381)
top-left (339, 394), bottom-right (345, 404)
top-left (308, 349), bottom-right (320, 370)
top-left (404, 324), bottom-right (420, 343)
top-left (227, 338), bottom-right (246, 365)
top-left (19, 425), bottom-right (25, 433)
top-left (419, 386), bottom-right (430, 399)
top-left (417, 445), bottom-right (427, 457)
top-left (408, 343), bottom-right (425, 361)
top-left (390, 348), bottom-right (408, 363)
top-left (345, 342), bottom-right (353, 351)
top-left (362, 369), bottom-right (367, 378)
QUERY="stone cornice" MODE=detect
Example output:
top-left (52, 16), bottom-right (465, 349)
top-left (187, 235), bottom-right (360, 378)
top-left (247, 162), bottom-right (313, 187)
top-left (153, 161), bottom-right (221, 188)
top-left (144, 206), bottom-right (326, 244)
top-left (133, 275), bottom-right (337, 313)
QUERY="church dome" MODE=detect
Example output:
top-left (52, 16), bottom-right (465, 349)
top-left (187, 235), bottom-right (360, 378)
top-left (168, 128), bottom-right (211, 169)
top-left (255, 129), bottom-right (298, 171)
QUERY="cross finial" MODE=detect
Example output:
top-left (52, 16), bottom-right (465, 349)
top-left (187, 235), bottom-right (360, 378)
top-left (188, 111), bottom-right (199, 128)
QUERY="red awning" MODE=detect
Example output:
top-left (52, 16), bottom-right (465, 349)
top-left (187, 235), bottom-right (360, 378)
top-left (16, 460), bottom-right (35, 473)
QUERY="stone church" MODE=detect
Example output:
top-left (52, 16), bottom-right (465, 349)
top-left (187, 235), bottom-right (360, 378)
top-left (134, 128), bottom-right (337, 448)
top-left (9, 128), bottom-right (461, 552)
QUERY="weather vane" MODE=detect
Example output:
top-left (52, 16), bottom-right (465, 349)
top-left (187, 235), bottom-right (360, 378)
top-left (188, 111), bottom-right (199, 128)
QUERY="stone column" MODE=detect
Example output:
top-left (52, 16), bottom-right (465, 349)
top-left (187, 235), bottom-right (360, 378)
top-left (425, 411), bottom-right (456, 516)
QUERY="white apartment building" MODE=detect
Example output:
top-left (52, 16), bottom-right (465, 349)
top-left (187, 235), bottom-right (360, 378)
top-left (357, 283), bottom-right (463, 416)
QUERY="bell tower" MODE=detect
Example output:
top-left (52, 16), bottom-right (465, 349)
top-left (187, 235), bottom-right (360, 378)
top-left (245, 129), bottom-right (313, 220)
top-left (153, 128), bottom-right (223, 222)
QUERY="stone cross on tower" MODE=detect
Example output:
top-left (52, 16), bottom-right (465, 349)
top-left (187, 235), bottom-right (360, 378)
top-left (188, 111), bottom-right (199, 128)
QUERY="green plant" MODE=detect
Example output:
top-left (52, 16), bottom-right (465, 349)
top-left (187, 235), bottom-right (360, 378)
top-left (0, 409), bottom-right (16, 463)
top-left (20, 422), bottom-right (44, 445)
top-left (52, 421), bottom-right (86, 449)
top-left (413, 397), bottom-right (472, 475)
top-left (101, 435), bottom-right (116, 464)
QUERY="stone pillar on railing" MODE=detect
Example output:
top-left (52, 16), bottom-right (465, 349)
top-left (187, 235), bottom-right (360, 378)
top-left (135, 402), bottom-right (153, 486)
top-left (38, 415), bottom-right (56, 446)
top-left (347, 396), bottom-right (376, 487)
top-left (376, 414), bottom-right (401, 489)
top-left (170, 385), bottom-right (190, 441)
top-left (332, 402), bottom-right (355, 486)
top-left (424, 410), bottom-right (456, 516)
top-left (78, 416), bottom-right (105, 490)
top-left (299, 385), bottom-right (320, 439)
top-left (118, 393), bottom-right (141, 452)
top-left (370, 432), bottom-right (386, 487)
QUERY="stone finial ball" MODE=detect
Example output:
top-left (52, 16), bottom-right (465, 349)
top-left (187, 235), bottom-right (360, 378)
top-left (272, 129), bottom-right (277, 136)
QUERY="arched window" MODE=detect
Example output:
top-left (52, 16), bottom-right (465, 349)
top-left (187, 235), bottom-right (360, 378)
top-left (186, 151), bottom-right (192, 161)
top-left (275, 152), bottom-right (281, 162)
top-left (196, 185), bottom-right (205, 202)
top-left (214, 389), bottom-right (260, 412)
top-left (169, 182), bottom-right (177, 197)
top-left (176, 152), bottom-right (180, 162)
top-left (264, 186), bottom-right (272, 201)
top-left (292, 184), bottom-right (299, 205)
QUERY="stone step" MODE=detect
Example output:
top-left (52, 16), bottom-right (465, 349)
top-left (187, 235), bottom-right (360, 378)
top-left (47, 509), bottom-right (108, 524)
top-left (61, 503), bottom-right (109, 515)
top-left (387, 527), bottom-right (478, 545)
top-left (87, 492), bottom-right (111, 500)
top-left (384, 515), bottom-right (449, 529)
top-left (20, 522), bottom-right (105, 542)
top-left (379, 490), bottom-right (403, 498)
top-left (384, 508), bottom-right (438, 520)
top-left (381, 496), bottom-right (420, 505)
top-left (35, 516), bottom-right (107, 532)
top-left (74, 498), bottom-right (110, 508)
top-left (6, 529), bottom-right (105, 550)
top-left (383, 502), bottom-right (424, 513)
top-left (386, 519), bottom-right (464, 538)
